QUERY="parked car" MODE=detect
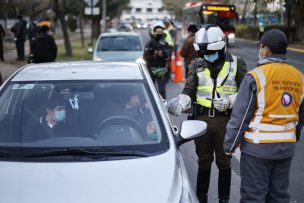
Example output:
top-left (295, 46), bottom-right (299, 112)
top-left (117, 23), bottom-right (134, 32)
top-left (0, 61), bottom-right (207, 203)
top-left (90, 32), bottom-right (145, 63)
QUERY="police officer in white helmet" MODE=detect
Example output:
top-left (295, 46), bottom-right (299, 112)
top-left (167, 24), bottom-right (247, 203)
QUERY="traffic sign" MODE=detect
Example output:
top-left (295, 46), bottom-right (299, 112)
top-left (84, 7), bottom-right (100, 15)
top-left (84, 0), bottom-right (99, 7)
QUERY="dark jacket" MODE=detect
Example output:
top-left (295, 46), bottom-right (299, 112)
top-left (32, 33), bottom-right (57, 63)
top-left (224, 55), bottom-right (304, 159)
top-left (143, 38), bottom-right (171, 71)
top-left (22, 116), bottom-right (80, 142)
top-left (11, 20), bottom-right (27, 42)
top-left (182, 52), bottom-right (247, 101)
top-left (180, 33), bottom-right (199, 67)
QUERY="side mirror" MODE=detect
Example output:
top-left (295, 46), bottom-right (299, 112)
top-left (87, 47), bottom-right (93, 54)
top-left (175, 120), bottom-right (207, 147)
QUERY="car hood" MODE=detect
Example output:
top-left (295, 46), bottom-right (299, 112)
top-left (94, 51), bottom-right (143, 61)
top-left (0, 149), bottom-right (183, 203)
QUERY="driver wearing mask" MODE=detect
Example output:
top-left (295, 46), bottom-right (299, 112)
top-left (23, 94), bottom-right (80, 141)
top-left (167, 25), bottom-right (247, 203)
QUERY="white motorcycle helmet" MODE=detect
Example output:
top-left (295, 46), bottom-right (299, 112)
top-left (193, 24), bottom-right (226, 56)
top-left (152, 21), bottom-right (165, 32)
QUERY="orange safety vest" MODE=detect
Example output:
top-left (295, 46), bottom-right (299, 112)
top-left (245, 63), bottom-right (304, 144)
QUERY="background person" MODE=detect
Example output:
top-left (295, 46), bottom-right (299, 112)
top-left (11, 15), bottom-right (27, 61)
top-left (144, 22), bottom-right (171, 99)
top-left (31, 25), bottom-right (57, 63)
top-left (224, 29), bottom-right (304, 203)
top-left (180, 24), bottom-right (199, 78)
top-left (0, 24), bottom-right (5, 62)
top-left (167, 25), bottom-right (247, 203)
top-left (28, 16), bottom-right (38, 53)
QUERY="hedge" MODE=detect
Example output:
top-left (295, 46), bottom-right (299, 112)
top-left (235, 24), bottom-right (300, 42)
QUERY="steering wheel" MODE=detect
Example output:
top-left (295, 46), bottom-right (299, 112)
top-left (94, 116), bottom-right (144, 136)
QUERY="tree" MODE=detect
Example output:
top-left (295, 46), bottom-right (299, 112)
top-left (89, 0), bottom-right (130, 39)
top-left (53, 0), bottom-right (74, 57)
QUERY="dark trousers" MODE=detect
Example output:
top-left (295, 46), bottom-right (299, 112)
top-left (194, 115), bottom-right (231, 170)
top-left (15, 40), bottom-right (25, 60)
top-left (152, 74), bottom-right (168, 99)
top-left (240, 153), bottom-right (292, 203)
top-left (0, 39), bottom-right (4, 61)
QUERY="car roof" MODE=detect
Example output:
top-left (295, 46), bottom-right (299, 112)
top-left (99, 32), bottom-right (140, 37)
top-left (11, 61), bottom-right (145, 81)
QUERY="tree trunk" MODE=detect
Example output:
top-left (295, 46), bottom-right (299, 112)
top-left (92, 16), bottom-right (101, 39)
top-left (253, 0), bottom-right (258, 25)
top-left (59, 14), bottom-right (73, 56)
top-left (79, 16), bottom-right (84, 48)
top-left (241, 0), bottom-right (249, 23)
top-left (53, 0), bottom-right (72, 57)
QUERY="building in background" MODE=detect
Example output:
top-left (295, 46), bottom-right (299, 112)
top-left (120, 0), bottom-right (171, 24)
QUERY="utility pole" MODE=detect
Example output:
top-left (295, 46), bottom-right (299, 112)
top-left (280, 0), bottom-right (284, 25)
top-left (101, 0), bottom-right (106, 33)
top-left (91, 0), bottom-right (93, 47)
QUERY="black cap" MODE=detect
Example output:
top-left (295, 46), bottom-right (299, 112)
top-left (188, 24), bottom-right (198, 33)
top-left (260, 29), bottom-right (288, 54)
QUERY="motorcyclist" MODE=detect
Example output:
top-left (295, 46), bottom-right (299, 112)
top-left (167, 24), bottom-right (247, 203)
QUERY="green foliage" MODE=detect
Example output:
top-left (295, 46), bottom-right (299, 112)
top-left (235, 24), bottom-right (260, 41)
top-left (236, 24), bottom-right (300, 42)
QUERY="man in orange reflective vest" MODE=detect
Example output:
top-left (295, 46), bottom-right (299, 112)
top-left (224, 29), bottom-right (304, 203)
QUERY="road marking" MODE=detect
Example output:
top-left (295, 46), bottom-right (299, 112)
top-left (288, 47), bottom-right (304, 53)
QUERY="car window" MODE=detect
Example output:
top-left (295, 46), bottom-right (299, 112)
top-left (0, 81), bottom-right (168, 159)
top-left (97, 36), bottom-right (142, 51)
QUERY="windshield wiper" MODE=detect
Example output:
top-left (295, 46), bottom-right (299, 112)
top-left (23, 147), bottom-right (151, 158)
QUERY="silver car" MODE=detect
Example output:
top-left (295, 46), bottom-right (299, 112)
top-left (0, 61), bottom-right (206, 203)
top-left (92, 32), bottom-right (145, 63)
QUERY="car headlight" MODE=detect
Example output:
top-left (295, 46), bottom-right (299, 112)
top-left (93, 55), bottom-right (103, 61)
top-left (179, 187), bottom-right (193, 203)
top-left (136, 57), bottom-right (146, 64)
top-left (228, 33), bottom-right (235, 39)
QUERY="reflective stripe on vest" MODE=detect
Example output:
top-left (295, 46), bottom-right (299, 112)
top-left (245, 63), bottom-right (304, 143)
top-left (196, 55), bottom-right (238, 108)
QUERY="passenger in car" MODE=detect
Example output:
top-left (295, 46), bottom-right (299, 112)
top-left (22, 94), bottom-right (80, 142)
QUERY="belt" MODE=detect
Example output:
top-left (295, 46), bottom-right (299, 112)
top-left (196, 105), bottom-right (232, 118)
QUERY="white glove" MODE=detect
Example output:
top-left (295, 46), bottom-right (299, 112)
top-left (212, 93), bottom-right (237, 112)
top-left (167, 94), bottom-right (191, 116)
top-left (213, 97), bottom-right (231, 112)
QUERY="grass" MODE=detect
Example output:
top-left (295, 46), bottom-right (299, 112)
top-left (53, 31), bottom-right (78, 40)
top-left (56, 38), bottom-right (95, 61)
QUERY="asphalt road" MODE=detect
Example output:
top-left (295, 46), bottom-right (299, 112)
top-left (163, 38), bottom-right (304, 203)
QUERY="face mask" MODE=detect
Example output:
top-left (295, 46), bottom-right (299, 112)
top-left (54, 110), bottom-right (66, 122)
top-left (155, 34), bottom-right (163, 40)
top-left (204, 52), bottom-right (219, 63)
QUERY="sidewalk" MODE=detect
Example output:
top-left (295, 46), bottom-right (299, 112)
top-left (0, 30), bottom-right (90, 82)
top-left (236, 37), bottom-right (304, 53)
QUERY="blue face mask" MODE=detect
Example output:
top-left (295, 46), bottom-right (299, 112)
top-left (54, 110), bottom-right (66, 122)
top-left (204, 52), bottom-right (219, 63)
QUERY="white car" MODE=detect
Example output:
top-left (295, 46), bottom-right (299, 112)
top-left (91, 32), bottom-right (145, 63)
top-left (0, 61), bottom-right (207, 203)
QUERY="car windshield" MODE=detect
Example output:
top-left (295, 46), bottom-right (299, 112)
top-left (0, 81), bottom-right (168, 160)
top-left (97, 35), bottom-right (142, 51)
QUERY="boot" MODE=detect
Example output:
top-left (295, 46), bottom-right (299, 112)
top-left (196, 168), bottom-right (211, 203)
top-left (218, 169), bottom-right (231, 203)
